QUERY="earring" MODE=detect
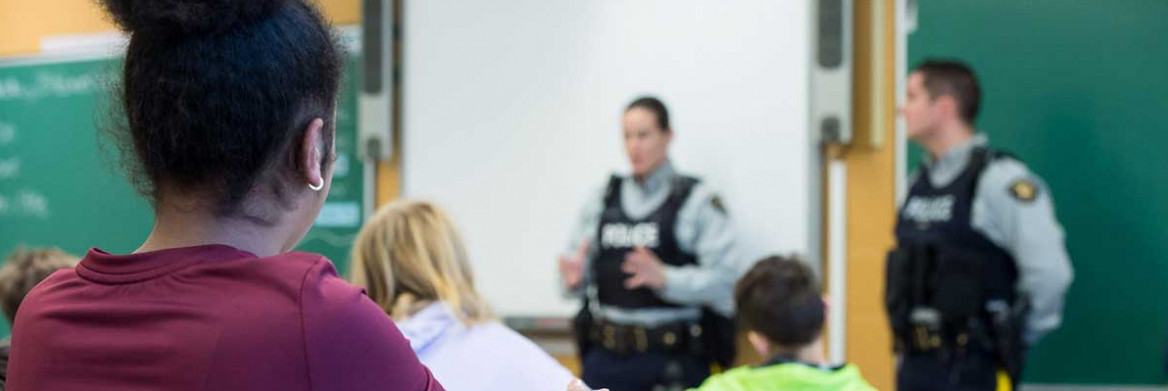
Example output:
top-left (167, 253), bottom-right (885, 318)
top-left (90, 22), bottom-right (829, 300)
top-left (308, 180), bottom-right (324, 191)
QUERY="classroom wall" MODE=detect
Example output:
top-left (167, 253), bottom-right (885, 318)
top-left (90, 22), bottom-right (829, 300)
top-left (0, 0), bottom-right (360, 55)
top-left (401, 0), bottom-right (812, 318)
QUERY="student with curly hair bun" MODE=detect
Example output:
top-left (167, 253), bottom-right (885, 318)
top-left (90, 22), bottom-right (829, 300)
top-left (4, 1), bottom-right (445, 390)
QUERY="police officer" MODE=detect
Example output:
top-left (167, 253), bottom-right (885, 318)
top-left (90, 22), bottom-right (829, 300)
top-left (888, 60), bottom-right (1074, 391)
top-left (558, 96), bottom-right (740, 391)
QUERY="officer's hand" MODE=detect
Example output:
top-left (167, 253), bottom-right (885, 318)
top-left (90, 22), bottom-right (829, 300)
top-left (622, 246), bottom-right (667, 290)
top-left (559, 240), bottom-right (589, 290)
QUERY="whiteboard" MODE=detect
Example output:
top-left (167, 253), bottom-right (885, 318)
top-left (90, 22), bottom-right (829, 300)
top-left (403, 0), bottom-right (812, 317)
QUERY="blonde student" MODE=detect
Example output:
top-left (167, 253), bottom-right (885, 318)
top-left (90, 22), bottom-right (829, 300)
top-left (0, 247), bottom-right (78, 390)
top-left (352, 200), bottom-right (577, 391)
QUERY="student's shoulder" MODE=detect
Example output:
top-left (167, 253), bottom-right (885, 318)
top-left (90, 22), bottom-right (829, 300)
top-left (220, 251), bottom-right (339, 291)
top-left (15, 268), bottom-right (80, 312)
top-left (295, 273), bottom-right (434, 390)
top-left (31, 267), bottom-right (80, 289)
top-left (267, 250), bottom-right (333, 268)
top-left (275, 251), bottom-right (363, 306)
top-left (209, 251), bottom-right (357, 310)
top-left (247, 251), bottom-right (338, 281)
top-left (290, 254), bottom-right (431, 389)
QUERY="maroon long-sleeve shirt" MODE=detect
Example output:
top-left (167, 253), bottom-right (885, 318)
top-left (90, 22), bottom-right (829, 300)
top-left (6, 245), bottom-right (445, 391)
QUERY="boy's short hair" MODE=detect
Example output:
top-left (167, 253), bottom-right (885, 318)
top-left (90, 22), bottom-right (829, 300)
top-left (913, 59), bottom-right (982, 125)
top-left (0, 247), bottom-right (78, 323)
top-left (734, 255), bottom-right (825, 348)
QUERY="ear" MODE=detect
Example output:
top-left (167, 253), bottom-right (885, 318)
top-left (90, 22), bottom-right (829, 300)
top-left (935, 95), bottom-right (960, 121)
top-left (746, 331), bottom-right (771, 358)
top-left (300, 118), bottom-right (326, 191)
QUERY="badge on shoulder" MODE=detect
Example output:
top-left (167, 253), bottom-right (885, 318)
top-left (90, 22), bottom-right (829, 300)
top-left (1009, 179), bottom-right (1039, 202)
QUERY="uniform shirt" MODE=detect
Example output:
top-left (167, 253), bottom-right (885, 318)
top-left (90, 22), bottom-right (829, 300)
top-left (908, 134), bottom-right (1074, 344)
top-left (690, 361), bottom-right (876, 391)
top-left (7, 245), bottom-right (444, 391)
top-left (397, 302), bottom-right (576, 391)
top-left (564, 161), bottom-right (741, 325)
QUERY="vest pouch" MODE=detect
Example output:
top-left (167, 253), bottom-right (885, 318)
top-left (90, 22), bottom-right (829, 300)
top-left (699, 307), bottom-right (737, 368)
top-left (885, 247), bottom-right (914, 333)
top-left (574, 296), bottom-right (596, 358)
top-left (933, 248), bottom-right (983, 321)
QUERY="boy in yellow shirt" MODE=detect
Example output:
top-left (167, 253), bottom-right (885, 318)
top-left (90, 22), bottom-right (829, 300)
top-left (693, 255), bottom-right (876, 391)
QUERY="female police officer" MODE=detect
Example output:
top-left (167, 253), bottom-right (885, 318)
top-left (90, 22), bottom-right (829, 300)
top-left (558, 96), bottom-right (741, 391)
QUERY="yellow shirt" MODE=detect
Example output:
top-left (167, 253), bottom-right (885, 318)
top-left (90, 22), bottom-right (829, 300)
top-left (691, 362), bottom-right (878, 391)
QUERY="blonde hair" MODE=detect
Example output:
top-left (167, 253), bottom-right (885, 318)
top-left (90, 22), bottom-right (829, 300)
top-left (0, 247), bottom-right (79, 323)
top-left (350, 200), bottom-right (493, 325)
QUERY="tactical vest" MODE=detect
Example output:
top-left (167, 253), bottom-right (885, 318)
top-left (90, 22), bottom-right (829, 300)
top-left (887, 147), bottom-right (1020, 348)
top-left (593, 174), bottom-right (699, 309)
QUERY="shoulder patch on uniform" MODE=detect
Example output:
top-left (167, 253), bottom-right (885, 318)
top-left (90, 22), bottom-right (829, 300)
top-left (1009, 179), bottom-right (1039, 202)
top-left (710, 195), bottom-right (728, 214)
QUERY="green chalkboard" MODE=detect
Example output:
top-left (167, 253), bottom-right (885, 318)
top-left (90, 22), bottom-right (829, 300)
top-left (0, 51), bottom-right (366, 336)
top-left (908, 0), bottom-right (1168, 385)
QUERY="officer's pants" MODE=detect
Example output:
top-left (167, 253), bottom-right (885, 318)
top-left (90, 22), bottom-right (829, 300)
top-left (897, 351), bottom-right (1010, 391)
top-left (581, 349), bottom-right (709, 391)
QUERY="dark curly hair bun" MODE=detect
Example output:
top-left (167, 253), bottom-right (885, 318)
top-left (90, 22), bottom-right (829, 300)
top-left (99, 0), bottom-right (289, 36)
top-left (100, 0), bottom-right (344, 219)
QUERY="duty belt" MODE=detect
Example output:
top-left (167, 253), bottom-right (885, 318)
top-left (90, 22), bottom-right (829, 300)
top-left (588, 318), bottom-right (704, 356)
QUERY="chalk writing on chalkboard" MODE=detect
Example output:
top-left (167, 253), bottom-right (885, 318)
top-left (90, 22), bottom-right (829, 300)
top-left (0, 158), bottom-right (20, 179)
top-left (301, 228), bottom-right (358, 249)
top-left (0, 71), bottom-right (103, 102)
top-left (0, 122), bottom-right (14, 145)
top-left (18, 191), bottom-right (49, 218)
top-left (333, 153), bottom-right (351, 178)
top-left (315, 201), bottom-right (360, 228)
top-left (0, 190), bottom-right (49, 219)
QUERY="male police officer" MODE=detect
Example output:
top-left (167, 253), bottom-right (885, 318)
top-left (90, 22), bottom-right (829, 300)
top-left (888, 60), bottom-right (1074, 391)
top-left (559, 96), bottom-right (740, 391)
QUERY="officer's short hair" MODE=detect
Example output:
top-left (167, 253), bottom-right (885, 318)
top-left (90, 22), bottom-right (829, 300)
top-left (914, 59), bottom-right (981, 125)
top-left (626, 96), bottom-right (671, 132)
top-left (735, 255), bottom-right (824, 348)
top-left (0, 247), bottom-right (78, 323)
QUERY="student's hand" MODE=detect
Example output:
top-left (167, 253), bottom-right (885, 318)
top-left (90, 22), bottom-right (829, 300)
top-left (567, 379), bottom-right (607, 391)
top-left (559, 240), bottom-right (589, 290)
top-left (622, 246), bottom-right (667, 290)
